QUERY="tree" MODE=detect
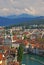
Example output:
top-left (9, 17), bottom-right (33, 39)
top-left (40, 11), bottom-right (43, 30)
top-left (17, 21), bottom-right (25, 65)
top-left (17, 44), bottom-right (23, 65)
top-left (24, 35), bottom-right (27, 40)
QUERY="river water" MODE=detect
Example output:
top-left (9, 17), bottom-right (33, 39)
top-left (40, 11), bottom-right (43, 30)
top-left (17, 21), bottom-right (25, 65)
top-left (22, 54), bottom-right (44, 65)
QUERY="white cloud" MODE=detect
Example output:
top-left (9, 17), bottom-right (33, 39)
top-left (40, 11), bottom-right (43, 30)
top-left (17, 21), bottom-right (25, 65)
top-left (2, 8), bottom-right (9, 12)
top-left (24, 7), bottom-right (37, 15)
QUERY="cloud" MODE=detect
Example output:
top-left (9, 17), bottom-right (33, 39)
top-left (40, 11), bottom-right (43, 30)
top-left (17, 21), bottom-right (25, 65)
top-left (10, 0), bottom-right (13, 2)
top-left (0, 0), bottom-right (44, 16)
top-left (0, 8), bottom-right (21, 16)
top-left (2, 8), bottom-right (9, 12)
top-left (10, 0), bottom-right (18, 4)
top-left (24, 7), bottom-right (37, 15)
top-left (10, 0), bottom-right (15, 3)
top-left (0, 8), bottom-right (10, 16)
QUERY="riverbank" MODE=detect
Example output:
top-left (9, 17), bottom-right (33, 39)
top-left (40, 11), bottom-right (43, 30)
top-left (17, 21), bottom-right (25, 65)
top-left (23, 51), bottom-right (44, 57)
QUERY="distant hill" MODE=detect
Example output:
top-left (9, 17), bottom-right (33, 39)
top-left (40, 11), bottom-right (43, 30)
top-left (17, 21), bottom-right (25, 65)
top-left (7, 13), bottom-right (36, 18)
top-left (0, 14), bottom-right (44, 26)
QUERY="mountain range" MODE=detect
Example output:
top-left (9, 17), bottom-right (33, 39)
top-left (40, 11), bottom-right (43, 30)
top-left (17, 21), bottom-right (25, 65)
top-left (0, 13), bottom-right (44, 26)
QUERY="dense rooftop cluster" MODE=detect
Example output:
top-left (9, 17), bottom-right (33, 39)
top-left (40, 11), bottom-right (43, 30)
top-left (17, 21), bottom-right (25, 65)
top-left (0, 26), bottom-right (44, 65)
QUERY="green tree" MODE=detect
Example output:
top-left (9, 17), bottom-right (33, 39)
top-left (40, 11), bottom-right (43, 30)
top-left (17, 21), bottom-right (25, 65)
top-left (17, 44), bottom-right (23, 65)
top-left (24, 35), bottom-right (27, 39)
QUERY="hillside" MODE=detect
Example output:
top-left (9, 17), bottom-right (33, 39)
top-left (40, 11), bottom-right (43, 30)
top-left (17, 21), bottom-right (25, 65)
top-left (0, 14), bottom-right (44, 26)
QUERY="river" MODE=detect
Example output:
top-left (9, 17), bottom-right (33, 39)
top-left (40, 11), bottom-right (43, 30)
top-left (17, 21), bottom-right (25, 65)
top-left (22, 54), bottom-right (44, 65)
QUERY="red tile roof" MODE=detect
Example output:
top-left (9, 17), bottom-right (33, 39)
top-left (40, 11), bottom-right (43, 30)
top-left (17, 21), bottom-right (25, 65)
top-left (13, 35), bottom-right (18, 40)
top-left (2, 46), bottom-right (10, 50)
top-left (23, 32), bottom-right (29, 35)
top-left (23, 40), bottom-right (29, 45)
top-left (16, 39), bottom-right (22, 43)
top-left (8, 61), bottom-right (19, 65)
top-left (14, 61), bottom-right (19, 65)
top-left (0, 53), bottom-right (3, 60)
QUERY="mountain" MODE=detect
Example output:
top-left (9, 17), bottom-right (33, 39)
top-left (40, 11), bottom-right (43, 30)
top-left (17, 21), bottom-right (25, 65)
top-left (7, 13), bottom-right (36, 18)
top-left (7, 15), bottom-right (17, 18)
top-left (0, 14), bottom-right (44, 26)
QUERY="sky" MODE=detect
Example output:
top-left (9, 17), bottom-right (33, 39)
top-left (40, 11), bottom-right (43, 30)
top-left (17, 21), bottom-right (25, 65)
top-left (0, 0), bottom-right (44, 16)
